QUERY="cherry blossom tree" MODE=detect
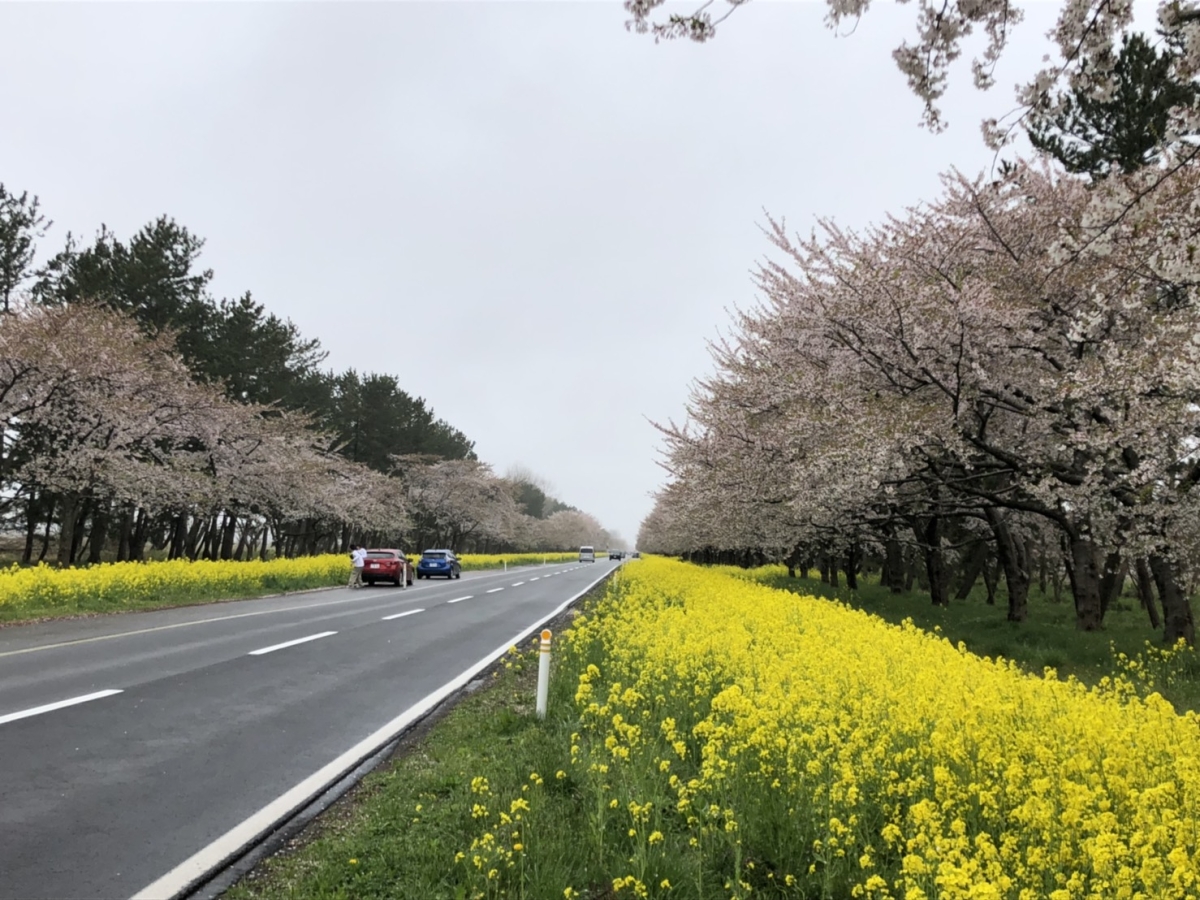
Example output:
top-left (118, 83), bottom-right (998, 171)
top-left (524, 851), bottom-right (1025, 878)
top-left (625, 0), bottom-right (1200, 149)
top-left (646, 158), bottom-right (1200, 642)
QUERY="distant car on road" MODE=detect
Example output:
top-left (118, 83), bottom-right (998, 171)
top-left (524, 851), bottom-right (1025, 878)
top-left (363, 549), bottom-right (413, 586)
top-left (579, 545), bottom-right (596, 563)
top-left (417, 549), bottom-right (461, 579)
top-left (608, 550), bottom-right (622, 560)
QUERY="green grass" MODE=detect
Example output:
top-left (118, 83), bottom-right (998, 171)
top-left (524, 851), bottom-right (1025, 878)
top-left (748, 568), bottom-right (1200, 713)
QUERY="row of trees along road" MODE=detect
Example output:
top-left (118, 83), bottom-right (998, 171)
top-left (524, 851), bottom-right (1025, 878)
top-left (0, 191), bottom-right (613, 565)
top-left (637, 3), bottom-right (1200, 644)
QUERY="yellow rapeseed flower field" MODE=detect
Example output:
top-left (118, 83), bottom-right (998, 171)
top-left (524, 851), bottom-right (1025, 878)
top-left (535, 558), bottom-right (1200, 899)
top-left (0, 554), bottom-right (351, 618)
top-left (0, 551), bottom-right (586, 621)
top-left (460, 553), bottom-right (579, 571)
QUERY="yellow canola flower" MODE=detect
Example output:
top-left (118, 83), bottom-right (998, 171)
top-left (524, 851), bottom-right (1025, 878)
top-left (0, 551), bottom-right (585, 617)
top-left (562, 557), bottom-right (1200, 900)
top-left (459, 552), bottom-right (578, 571)
top-left (0, 554), bottom-right (350, 614)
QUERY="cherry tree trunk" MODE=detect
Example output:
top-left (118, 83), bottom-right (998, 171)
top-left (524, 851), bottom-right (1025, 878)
top-left (913, 516), bottom-right (949, 607)
top-left (130, 508), bottom-right (149, 562)
top-left (883, 538), bottom-right (905, 593)
top-left (219, 512), bottom-right (236, 561)
top-left (37, 497), bottom-right (55, 563)
top-left (233, 518), bottom-right (250, 561)
top-left (1149, 554), bottom-right (1196, 645)
top-left (169, 514), bottom-right (188, 560)
top-left (55, 493), bottom-right (82, 567)
top-left (21, 493), bottom-right (39, 565)
top-left (68, 497), bottom-right (90, 564)
top-left (954, 541), bottom-right (988, 600)
top-left (981, 558), bottom-right (998, 605)
top-left (1066, 536), bottom-right (1104, 631)
top-left (845, 543), bottom-right (860, 590)
top-left (1101, 555), bottom-right (1128, 617)
top-left (88, 503), bottom-right (110, 565)
top-left (1038, 540), bottom-right (1048, 595)
top-left (116, 508), bottom-right (133, 562)
top-left (984, 508), bottom-right (1030, 623)
top-left (1134, 558), bottom-right (1161, 630)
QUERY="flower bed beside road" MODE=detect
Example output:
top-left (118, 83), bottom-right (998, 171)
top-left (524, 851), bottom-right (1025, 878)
top-left (0, 551), bottom-right (588, 624)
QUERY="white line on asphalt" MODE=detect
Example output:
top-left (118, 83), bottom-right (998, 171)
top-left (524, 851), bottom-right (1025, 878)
top-left (131, 564), bottom-right (616, 900)
top-left (511, 582), bottom-right (525, 587)
top-left (0, 689), bottom-right (123, 726)
top-left (445, 596), bottom-right (473, 605)
top-left (530, 577), bottom-right (540, 581)
top-left (486, 588), bottom-right (504, 594)
top-left (381, 609), bottom-right (425, 620)
top-left (248, 631), bottom-right (336, 656)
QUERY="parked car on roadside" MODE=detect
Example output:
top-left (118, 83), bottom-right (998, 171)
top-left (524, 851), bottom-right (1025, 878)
top-left (417, 549), bottom-right (461, 579)
top-left (363, 549), bottom-right (413, 586)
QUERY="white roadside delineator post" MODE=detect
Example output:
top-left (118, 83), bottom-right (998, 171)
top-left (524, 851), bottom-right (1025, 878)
top-left (536, 629), bottom-right (552, 719)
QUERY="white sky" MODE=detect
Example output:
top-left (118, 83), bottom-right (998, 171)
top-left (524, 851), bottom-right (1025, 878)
top-left (1, 0), bottom-right (1081, 544)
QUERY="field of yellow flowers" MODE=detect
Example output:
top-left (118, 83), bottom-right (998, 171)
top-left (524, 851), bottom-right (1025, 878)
top-left (0, 552), bottom-right (577, 622)
top-left (0, 554), bottom-right (350, 621)
top-left (461, 557), bottom-right (1200, 899)
top-left (461, 552), bottom-right (579, 571)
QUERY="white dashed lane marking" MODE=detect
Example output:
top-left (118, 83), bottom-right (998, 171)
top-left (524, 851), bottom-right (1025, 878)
top-left (248, 632), bottom-right (337, 656)
top-left (445, 596), bottom-right (473, 605)
top-left (486, 588), bottom-right (504, 594)
top-left (0, 689), bottom-right (124, 726)
top-left (382, 609), bottom-right (425, 620)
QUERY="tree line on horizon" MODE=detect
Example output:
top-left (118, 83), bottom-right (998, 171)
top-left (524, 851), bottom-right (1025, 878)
top-left (0, 190), bottom-right (613, 564)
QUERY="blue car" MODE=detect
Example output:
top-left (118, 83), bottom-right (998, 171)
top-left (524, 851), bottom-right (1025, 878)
top-left (416, 549), bottom-right (461, 580)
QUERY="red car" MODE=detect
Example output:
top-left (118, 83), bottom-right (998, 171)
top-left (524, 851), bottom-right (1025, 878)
top-left (363, 549), bottom-right (413, 587)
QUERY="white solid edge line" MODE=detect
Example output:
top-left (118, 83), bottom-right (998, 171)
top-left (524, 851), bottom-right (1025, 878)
top-left (445, 596), bottom-right (473, 605)
top-left (130, 564), bottom-right (614, 900)
top-left (381, 609), bottom-right (425, 621)
top-left (247, 631), bottom-right (337, 656)
top-left (486, 587), bottom-right (504, 594)
top-left (0, 689), bottom-right (123, 726)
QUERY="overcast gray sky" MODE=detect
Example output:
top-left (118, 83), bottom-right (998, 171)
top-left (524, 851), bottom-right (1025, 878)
top-left (2, 0), bottom-right (1072, 544)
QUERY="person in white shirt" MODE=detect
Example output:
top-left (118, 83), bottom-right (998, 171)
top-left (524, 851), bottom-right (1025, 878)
top-left (349, 545), bottom-right (367, 589)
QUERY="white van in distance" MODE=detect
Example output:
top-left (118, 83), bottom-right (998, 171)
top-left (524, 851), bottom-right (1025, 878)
top-left (579, 545), bottom-right (596, 563)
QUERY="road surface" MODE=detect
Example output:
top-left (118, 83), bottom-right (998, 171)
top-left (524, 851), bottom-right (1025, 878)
top-left (0, 558), bottom-right (616, 899)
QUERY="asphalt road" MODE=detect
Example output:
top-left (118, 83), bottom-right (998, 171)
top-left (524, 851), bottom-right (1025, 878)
top-left (0, 558), bottom-right (617, 900)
